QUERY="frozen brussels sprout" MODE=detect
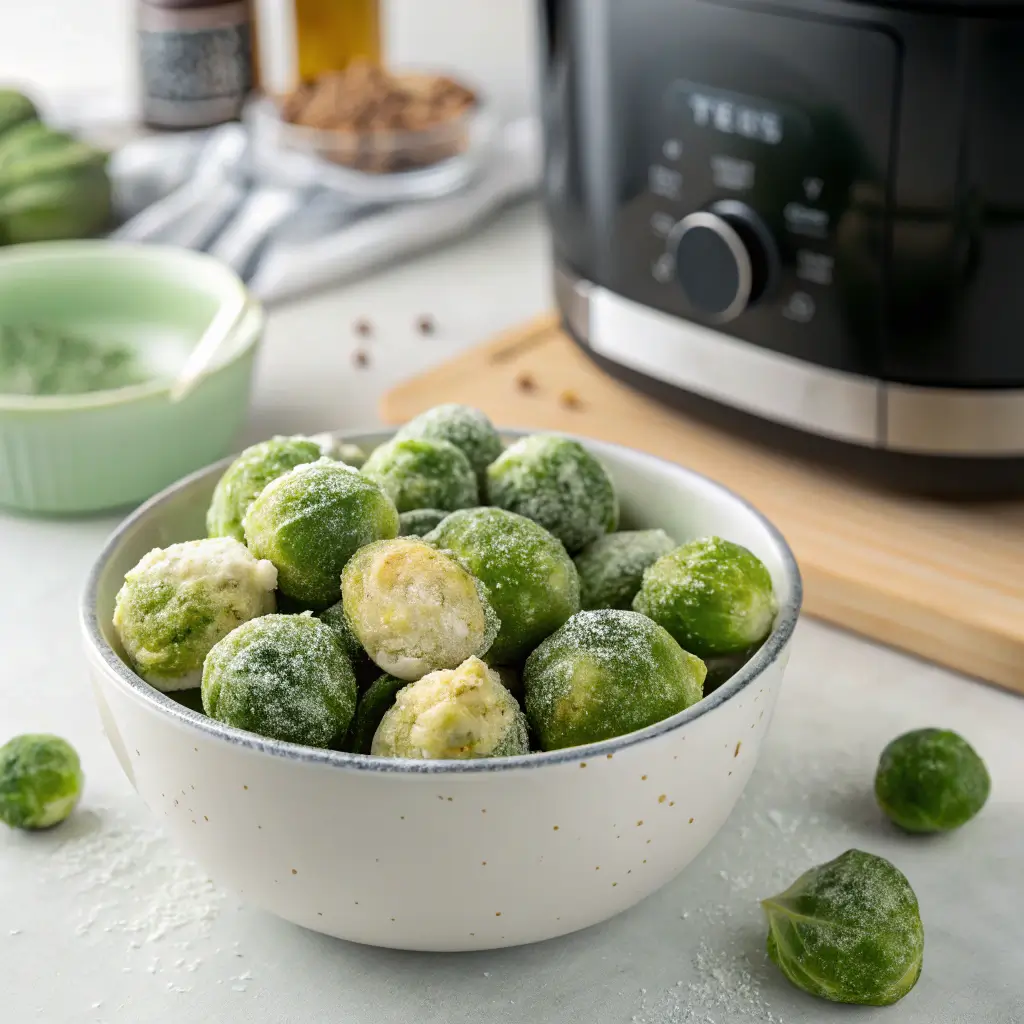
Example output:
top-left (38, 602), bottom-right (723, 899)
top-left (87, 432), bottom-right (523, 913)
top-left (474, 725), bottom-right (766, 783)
top-left (347, 673), bottom-right (407, 754)
top-left (361, 437), bottom-right (478, 514)
top-left (762, 849), bottom-right (924, 1006)
top-left (0, 734), bottom-right (83, 830)
top-left (341, 538), bottom-right (499, 681)
top-left (399, 508), bottom-right (449, 537)
top-left (395, 403), bottom-right (503, 483)
top-left (633, 536), bottom-right (777, 659)
top-left (524, 609), bottom-right (706, 750)
top-left (113, 538), bottom-right (278, 691)
top-left (315, 600), bottom-right (365, 665)
top-left (206, 435), bottom-right (324, 542)
top-left (575, 529), bottom-right (676, 611)
top-left (244, 458), bottom-right (399, 609)
top-left (875, 728), bottom-right (990, 833)
top-left (307, 433), bottom-right (368, 468)
top-left (202, 614), bottom-right (357, 748)
top-left (425, 506), bottom-right (580, 665)
top-left (485, 434), bottom-right (618, 553)
top-left (372, 656), bottom-right (529, 759)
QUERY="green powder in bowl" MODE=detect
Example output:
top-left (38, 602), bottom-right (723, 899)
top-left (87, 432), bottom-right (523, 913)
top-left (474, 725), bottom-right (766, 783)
top-left (0, 323), bottom-right (150, 396)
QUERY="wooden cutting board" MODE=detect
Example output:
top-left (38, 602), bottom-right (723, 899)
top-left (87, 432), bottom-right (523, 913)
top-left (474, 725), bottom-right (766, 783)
top-left (381, 314), bottom-right (1024, 697)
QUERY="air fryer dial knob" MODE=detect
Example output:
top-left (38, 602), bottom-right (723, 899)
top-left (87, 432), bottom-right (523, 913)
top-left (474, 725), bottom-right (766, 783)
top-left (671, 201), bottom-right (777, 323)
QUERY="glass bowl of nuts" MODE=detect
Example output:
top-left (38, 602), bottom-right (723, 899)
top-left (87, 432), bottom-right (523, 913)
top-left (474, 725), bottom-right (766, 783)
top-left (247, 62), bottom-right (497, 201)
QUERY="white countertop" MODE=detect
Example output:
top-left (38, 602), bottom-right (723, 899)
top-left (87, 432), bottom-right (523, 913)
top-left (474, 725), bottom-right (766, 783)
top-left (2, 205), bottom-right (1023, 1024)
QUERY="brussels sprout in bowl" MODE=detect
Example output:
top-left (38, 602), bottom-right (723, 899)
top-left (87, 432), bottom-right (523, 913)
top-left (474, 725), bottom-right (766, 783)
top-left (80, 429), bottom-right (801, 952)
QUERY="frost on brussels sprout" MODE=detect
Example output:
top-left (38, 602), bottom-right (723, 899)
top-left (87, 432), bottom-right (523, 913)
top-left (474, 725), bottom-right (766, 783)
top-left (0, 734), bottom-right (83, 830)
top-left (523, 609), bottom-right (706, 750)
top-left (202, 614), bottom-right (357, 748)
top-left (341, 538), bottom-right (499, 681)
top-left (206, 435), bottom-right (324, 542)
top-left (762, 849), bottom-right (924, 1006)
top-left (361, 437), bottom-right (478, 514)
top-left (399, 508), bottom-right (449, 538)
top-left (113, 537), bottom-right (278, 691)
top-left (425, 506), bottom-right (580, 665)
top-left (347, 674), bottom-right (407, 755)
top-left (371, 656), bottom-right (529, 760)
top-left (574, 529), bottom-right (676, 611)
top-left (485, 434), bottom-right (618, 553)
top-left (875, 728), bottom-right (990, 833)
top-left (633, 536), bottom-right (777, 659)
top-left (395, 403), bottom-right (503, 483)
top-left (243, 458), bottom-right (399, 609)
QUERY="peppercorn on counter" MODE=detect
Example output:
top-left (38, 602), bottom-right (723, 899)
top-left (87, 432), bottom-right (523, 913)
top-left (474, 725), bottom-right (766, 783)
top-left (2, 207), bottom-right (1022, 1023)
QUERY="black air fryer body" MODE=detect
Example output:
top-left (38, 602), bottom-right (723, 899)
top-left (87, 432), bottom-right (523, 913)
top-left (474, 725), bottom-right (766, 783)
top-left (540, 0), bottom-right (1024, 493)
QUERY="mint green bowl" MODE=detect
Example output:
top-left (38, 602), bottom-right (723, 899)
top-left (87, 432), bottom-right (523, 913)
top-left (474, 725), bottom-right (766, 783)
top-left (0, 242), bottom-right (264, 514)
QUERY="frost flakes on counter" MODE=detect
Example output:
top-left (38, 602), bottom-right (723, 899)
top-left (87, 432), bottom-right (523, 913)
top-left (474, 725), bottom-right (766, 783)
top-left (37, 809), bottom-right (250, 994)
top-left (45, 811), bottom-right (225, 945)
top-left (632, 943), bottom-right (785, 1023)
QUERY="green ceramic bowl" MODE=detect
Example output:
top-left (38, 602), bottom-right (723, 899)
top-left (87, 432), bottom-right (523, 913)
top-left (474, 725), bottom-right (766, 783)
top-left (0, 241), bottom-right (264, 514)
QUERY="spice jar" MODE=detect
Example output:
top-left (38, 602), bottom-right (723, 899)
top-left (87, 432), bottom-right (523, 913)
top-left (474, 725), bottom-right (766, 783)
top-left (250, 0), bottom-right (382, 96)
top-left (137, 0), bottom-right (253, 129)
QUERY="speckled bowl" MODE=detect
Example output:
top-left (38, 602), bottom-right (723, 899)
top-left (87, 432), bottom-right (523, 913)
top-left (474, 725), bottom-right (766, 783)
top-left (81, 430), bottom-right (801, 952)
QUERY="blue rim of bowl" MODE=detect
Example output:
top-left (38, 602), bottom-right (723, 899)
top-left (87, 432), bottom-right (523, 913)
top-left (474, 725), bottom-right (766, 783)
top-left (0, 242), bottom-right (262, 413)
top-left (80, 429), bottom-right (803, 774)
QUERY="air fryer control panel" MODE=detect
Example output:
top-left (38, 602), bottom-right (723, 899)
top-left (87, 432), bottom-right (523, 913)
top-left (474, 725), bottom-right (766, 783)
top-left (544, 0), bottom-right (901, 379)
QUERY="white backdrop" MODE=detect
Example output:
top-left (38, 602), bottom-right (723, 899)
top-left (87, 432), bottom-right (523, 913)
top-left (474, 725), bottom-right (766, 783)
top-left (0, 0), bottom-right (540, 121)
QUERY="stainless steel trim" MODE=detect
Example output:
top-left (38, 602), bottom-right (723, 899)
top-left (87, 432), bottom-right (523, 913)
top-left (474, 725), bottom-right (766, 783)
top-left (555, 264), bottom-right (1024, 457)
top-left (553, 262), bottom-right (591, 342)
top-left (669, 211), bottom-right (752, 323)
top-left (885, 387), bottom-right (1024, 456)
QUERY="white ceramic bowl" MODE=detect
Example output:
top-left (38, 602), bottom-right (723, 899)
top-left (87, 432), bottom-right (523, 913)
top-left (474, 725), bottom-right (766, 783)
top-left (81, 430), bottom-right (801, 952)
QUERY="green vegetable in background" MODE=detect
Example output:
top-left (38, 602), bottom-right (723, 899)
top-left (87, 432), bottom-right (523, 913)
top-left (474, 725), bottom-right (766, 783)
top-left (0, 734), bottom-right (84, 830)
top-left (762, 849), bottom-right (924, 1006)
top-left (875, 728), bottom-right (990, 833)
top-left (0, 89), bottom-right (39, 138)
top-left (0, 120), bottom-right (71, 172)
top-left (0, 87), bottom-right (113, 246)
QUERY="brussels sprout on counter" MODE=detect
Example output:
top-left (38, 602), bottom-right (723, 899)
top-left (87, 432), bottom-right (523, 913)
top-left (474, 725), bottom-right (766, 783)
top-left (575, 529), bottom-right (676, 611)
top-left (399, 508), bottom-right (449, 538)
top-left (207, 436), bottom-right (325, 542)
top-left (243, 457), bottom-right (399, 609)
top-left (425, 506), bottom-right (580, 665)
top-left (875, 728), bottom-right (990, 833)
top-left (762, 849), bottom-right (924, 1006)
top-left (202, 614), bottom-right (357, 748)
top-left (395, 403), bottom-right (503, 484)
top-left (113, 537), bottom-right (278, 691)
top-left (0, 734), bottom-right (83, 830)
top-left (341, 537), bottom-right (499, 681)
top-left (633, 536), bottom-right (777, 659)
top-left (485, 434), bottom-right (619, 554)
top-left (347, 674), bottom-right (408, 755)
top-left (371, 656), bottom-right (529, 760)
top-left (361, 437), bottom-right (478, 514)
top-left (524, 610), bottom-right (706, 750)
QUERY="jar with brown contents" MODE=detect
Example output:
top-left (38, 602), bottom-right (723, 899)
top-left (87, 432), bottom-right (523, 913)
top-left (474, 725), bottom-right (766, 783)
top-left (250, 0), bottom-right (382, 95)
